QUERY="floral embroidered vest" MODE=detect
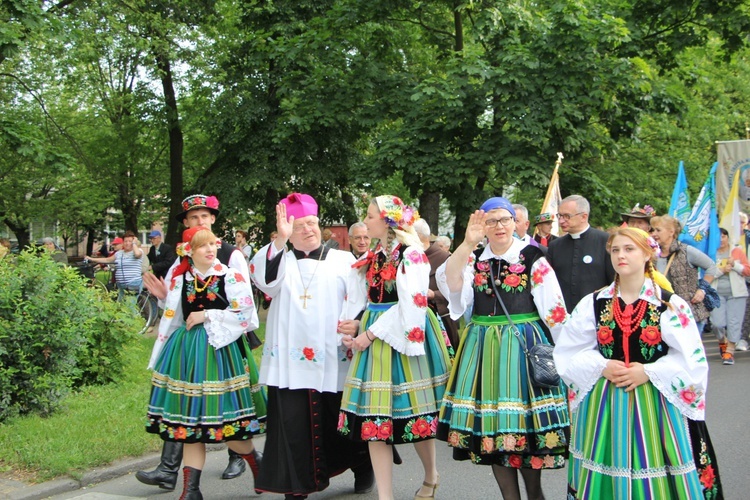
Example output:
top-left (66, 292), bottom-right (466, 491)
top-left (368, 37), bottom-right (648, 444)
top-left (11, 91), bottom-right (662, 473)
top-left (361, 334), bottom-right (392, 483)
top-left (593, 291), bottom-right (672, 364)
top-left (367, 244), bottom-right (406, 303)
top-left (471, 245), bottom-right (544, 317)
top-left (181, 272), bottom-right (228, 320)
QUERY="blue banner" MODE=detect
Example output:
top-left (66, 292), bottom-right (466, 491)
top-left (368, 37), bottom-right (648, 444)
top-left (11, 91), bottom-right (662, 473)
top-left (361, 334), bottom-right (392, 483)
top-left (668, 161), bottom-right (691, 226)
top-left (680, 162), bottom-right (720, 260)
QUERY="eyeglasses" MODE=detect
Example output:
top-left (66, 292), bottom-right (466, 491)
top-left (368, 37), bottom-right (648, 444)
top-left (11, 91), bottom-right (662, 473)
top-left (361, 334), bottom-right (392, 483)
top-left (485, 217), bottom-right (515, 228)
top-left (556, 212), bottom-right (585, 221)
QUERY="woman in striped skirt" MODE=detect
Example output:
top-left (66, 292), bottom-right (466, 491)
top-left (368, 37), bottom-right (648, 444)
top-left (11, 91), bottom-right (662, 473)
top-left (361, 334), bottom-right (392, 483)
top-left (435, 197), bottom-right (570, 499)
top-left (338, 196), bottom-right (451, 500)
top-left (555, 227), bottom-right (721, 499)
top-left (146, 227), bottom-right (266, 499)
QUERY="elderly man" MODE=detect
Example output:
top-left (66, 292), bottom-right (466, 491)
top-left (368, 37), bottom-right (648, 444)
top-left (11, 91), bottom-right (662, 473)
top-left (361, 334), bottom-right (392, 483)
top-left (620, 203), bottom-right (656, 231)
top-left (348, 221), bottom-right (371, 258)
top-left (146, 230), bottom-right (175, 280)
top-left (512, 203), bottom-right (540, 248)
top-left (546, 195), bottom-right (615, 313)
top-left (251, 193), bottom-right (371, 499)
top-left (322, 227), bottom-right (340, 249)
top-left (434, 235), bottom-right (452, 253)
top-left (138, 194), bottom-right (260, 490)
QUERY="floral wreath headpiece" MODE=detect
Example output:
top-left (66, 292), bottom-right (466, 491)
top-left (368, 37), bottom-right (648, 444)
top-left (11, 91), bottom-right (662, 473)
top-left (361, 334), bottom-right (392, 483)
top-left (376, 196), bottom-right (420, 231)
top-left (175, 227), bottom-right (221, 258)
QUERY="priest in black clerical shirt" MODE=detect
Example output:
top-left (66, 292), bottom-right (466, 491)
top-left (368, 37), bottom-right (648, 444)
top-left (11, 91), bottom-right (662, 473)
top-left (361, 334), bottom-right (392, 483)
top-left (546, 195), bottom-right (615, 313)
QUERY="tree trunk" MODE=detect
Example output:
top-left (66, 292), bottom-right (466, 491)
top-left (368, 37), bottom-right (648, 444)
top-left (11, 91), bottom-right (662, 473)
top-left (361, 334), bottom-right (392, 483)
top-left (154, 49), bottom-right (184, 247)
top-left (418, 190), bottom-right (440, 237)
top-left (4, 217), bottom-right (31, 249)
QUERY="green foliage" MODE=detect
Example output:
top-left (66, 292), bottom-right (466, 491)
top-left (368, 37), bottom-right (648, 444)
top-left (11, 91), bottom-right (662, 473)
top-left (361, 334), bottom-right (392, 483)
top-left (0, 251), bottom-right (140, 422)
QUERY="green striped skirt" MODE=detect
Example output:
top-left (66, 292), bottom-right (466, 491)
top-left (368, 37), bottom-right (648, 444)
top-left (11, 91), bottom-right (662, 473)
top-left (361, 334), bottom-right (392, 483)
top-left (146, 326), bottom-right (267, 443)
top-left (338, 302), bottom-right (451, 444)
top-left (568, 377), bottom-right (704, 499)
top-left (436, 314), bottom-right (569, 468)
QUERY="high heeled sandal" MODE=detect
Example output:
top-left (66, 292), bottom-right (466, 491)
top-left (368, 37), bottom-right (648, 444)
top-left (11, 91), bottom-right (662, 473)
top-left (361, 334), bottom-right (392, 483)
top-left (414, 476), bottom-right (439, 499)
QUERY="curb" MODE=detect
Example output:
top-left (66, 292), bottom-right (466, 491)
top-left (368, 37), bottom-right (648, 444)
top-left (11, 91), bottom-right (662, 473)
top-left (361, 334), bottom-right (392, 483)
top-left (3, 445), bottom-right (231, 500)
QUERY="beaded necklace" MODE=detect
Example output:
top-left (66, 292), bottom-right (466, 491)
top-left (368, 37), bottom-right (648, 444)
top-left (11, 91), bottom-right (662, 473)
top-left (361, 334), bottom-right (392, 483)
top-left (612, 297), bottom-right (649, 366)
top-left (194, 274), bottom-right (215, 293)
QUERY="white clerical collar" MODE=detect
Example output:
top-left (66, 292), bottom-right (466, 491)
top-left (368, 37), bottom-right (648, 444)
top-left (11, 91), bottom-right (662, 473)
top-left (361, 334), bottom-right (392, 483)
top-left (569, 225), bottom-right (591, 240)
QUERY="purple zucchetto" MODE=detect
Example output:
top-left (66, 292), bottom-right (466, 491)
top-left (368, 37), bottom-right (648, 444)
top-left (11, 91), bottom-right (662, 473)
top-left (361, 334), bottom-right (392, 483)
top-left (280, 193), bottom-right (318, 221)
top-left (479, 196), bottom-right (516, 219)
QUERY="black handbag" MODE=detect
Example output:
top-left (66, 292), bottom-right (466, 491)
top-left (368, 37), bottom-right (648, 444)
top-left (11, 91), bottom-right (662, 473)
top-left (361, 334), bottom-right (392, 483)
top-left (489, 265), bottom-right (561, 389)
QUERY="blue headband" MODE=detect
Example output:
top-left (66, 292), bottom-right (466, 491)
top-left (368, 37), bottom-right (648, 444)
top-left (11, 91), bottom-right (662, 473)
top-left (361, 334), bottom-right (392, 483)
top-left (480, 197), bottom-right (516, 218)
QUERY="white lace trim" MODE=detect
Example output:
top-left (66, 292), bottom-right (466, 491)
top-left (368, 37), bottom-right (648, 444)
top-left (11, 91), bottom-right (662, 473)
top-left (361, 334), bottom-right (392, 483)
top-left (204, 310), bottom-right (243, 349)
top-left (570, 446), bottom-right (696, 478)
top-left (644, 367), bottom-right (705, 421)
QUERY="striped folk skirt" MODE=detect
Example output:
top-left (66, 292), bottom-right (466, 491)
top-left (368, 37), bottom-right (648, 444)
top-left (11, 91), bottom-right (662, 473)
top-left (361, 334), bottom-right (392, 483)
top-left (567, 377), bottom-right (706, 499)
top-left (338, 302), bottom-right (451, 444)
top-left (436, 314), bottom-right (569, 468)
top-left (146, 326), bottom-right (267, 443)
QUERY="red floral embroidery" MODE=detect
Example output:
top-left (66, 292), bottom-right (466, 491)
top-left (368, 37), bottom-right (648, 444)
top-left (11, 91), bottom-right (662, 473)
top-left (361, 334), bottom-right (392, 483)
top-left (174, 427), bottom-right (187, 440)
top-left (532, 269), bottom-right (545, 284)
top-left (411, 418), bottom-right (431, 438)
top-left (214, 427), bottom-right (223, 441)
top-left (377, 420), bottom-right (393, 440)
top-left (379, 264), bottom-right (397, 281)
top-left (503, 274), bottom-right (521, 288)
top-left (361, 421), bottom-right (378, 440)
top-left (640, 325), bottom-right (661, 346)
top-left (548, 306), bottom-right (566, 325)
top-left (508, 455), bottom-right (522, 468)
top-left (214, 264), bottom-right (222, 271)
top-left (700, 464), bottom-right (715, 489)
top-left (597, 326), bottom-right (614, 345)
top-left (249, 263), bottom-right (255, 274)
top-left (234, 272), bottom-right (245, 282)
top-left (302, 347), bottom-right (315, 360)
top-left (530, 456), bottom-right (544, 469)
top-left (407, 327), bottom-right (425, 343)
top-left (474, 273), bottom-right (487, 286)
top-left (413, 293), bottom-right (428, 308)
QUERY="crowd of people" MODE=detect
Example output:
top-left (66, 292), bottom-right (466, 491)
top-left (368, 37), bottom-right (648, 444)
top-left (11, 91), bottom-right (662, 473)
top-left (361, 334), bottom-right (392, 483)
top-left (21, 190), bottom-right (742, 499)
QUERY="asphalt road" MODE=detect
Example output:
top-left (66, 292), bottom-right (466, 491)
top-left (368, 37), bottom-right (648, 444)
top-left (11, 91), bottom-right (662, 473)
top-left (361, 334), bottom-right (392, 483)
top-left (44, 333), bottom-right (746, 500)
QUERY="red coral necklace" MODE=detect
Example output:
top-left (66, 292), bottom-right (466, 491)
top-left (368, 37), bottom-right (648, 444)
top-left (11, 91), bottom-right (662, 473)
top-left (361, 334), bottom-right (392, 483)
top-left (366, 245), bottom-right (399, 303)
top-left (612, 298), bottom-right (648, 366)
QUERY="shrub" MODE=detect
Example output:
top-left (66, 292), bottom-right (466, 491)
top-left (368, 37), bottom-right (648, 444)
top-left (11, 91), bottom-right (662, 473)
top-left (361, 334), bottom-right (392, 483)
top-left (0, 250), bottom-right (140, 421)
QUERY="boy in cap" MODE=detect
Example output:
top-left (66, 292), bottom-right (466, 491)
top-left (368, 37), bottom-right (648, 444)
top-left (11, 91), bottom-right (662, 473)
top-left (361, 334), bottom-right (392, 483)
top-left (533, 212), bottom-right (557, 248)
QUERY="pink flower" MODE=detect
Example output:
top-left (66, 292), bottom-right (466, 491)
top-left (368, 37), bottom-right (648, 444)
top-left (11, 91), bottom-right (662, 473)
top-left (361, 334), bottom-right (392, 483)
top-left (502, 434), bottom-right (517, 450)
top-left (430, 418), bottom-right (438, 435)
top-left (337, 412), bottom-right (346, 430)
top-left (476, 261), bottom-right (490, 272)
top-left (205, 196), bottom-right (220, 209)
top-left (508, 263), bottom-right (525, 274)
top-left (680, 388), bottom-right (698, 405)
top-left (413, 293), bottom-right (428, 308)
top-left (482, 436), bottom-right (494, 453)
top-left (408, 251), bottom-right (424, 264)
top-left (530, 456), bottom-right (544, 469)
top-left (678, 312), bottom-right (690, 327)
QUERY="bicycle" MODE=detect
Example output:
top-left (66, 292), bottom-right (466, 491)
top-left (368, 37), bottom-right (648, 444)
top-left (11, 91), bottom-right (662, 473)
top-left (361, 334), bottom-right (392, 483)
top-left (82, 259), bottom-right (157, 335)
top-left (73, 260), bottom-right (111, 296)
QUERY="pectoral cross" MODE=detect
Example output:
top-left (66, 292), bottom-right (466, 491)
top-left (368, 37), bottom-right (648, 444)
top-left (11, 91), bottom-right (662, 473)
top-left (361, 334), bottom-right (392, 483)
top-left (299, 291), bottom-right (312, 309)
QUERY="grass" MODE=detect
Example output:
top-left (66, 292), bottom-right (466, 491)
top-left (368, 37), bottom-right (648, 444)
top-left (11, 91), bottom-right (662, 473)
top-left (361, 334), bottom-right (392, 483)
top-left (0, 323), bottom-right (266, 483)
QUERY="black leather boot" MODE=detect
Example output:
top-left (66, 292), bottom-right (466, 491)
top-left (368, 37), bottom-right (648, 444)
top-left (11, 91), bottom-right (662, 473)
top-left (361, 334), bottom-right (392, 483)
top-left (241, 448), bottom-right (264, 494)
top-left (221, 448), bottom-right (246, 479)
top-left (352, 460), bottom-right (375, 494)
top-left (135, 441), bottom-right (183, 490)
top-left (178, 466), bottom-right (203, 500)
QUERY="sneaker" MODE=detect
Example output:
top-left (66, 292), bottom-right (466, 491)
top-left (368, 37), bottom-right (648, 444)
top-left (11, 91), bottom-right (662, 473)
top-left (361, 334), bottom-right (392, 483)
top-left (722, 352), bottom-right (735, 365)
top-left (719, 341), bottom-right (728, 355)
top-left (736, 339), bottom-right (749, 351)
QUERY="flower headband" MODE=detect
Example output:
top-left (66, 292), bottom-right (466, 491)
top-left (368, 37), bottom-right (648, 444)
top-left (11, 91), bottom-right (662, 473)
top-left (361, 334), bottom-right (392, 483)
top-left (376, 196), bottom-right (420, 231)
top-left (175, 227), bottom-right (221, 258)
top-left (630, 228), bottom-right (661, 258)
